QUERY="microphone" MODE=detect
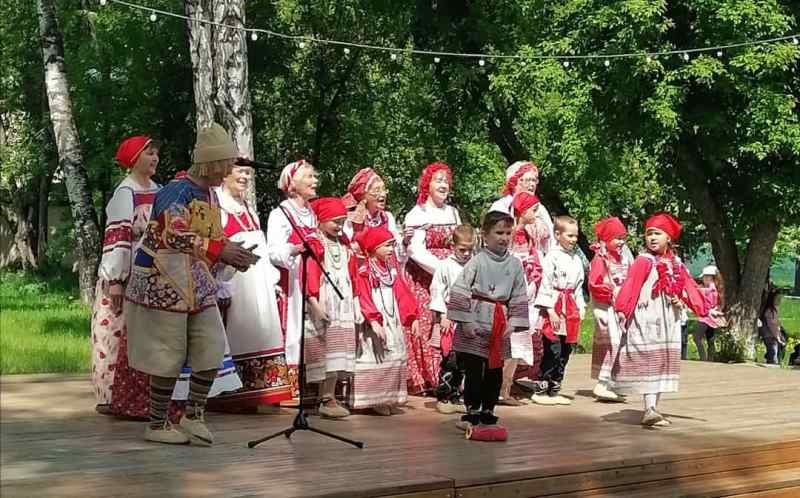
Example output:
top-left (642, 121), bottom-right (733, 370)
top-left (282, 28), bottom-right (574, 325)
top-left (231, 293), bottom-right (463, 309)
top-left (235, 157), bottom-right (273, 169)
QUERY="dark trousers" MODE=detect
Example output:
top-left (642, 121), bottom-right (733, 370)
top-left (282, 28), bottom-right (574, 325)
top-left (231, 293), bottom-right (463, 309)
top-left (539, 335), bottom-right (572, 395)
top-left (764, 337), bottom-right (780, 364)
top-left (693, 323), bottom-right (717, 361)
top-left (435, 351), bottom-right (464, 403)
top-left (680, 324), bottom-right (689, 360)
top-left (459, 352), bottom-right (502, 421)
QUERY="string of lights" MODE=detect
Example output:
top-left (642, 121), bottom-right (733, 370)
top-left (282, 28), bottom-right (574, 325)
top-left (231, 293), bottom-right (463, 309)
top-left (100, 0), bottom-right (800, 66)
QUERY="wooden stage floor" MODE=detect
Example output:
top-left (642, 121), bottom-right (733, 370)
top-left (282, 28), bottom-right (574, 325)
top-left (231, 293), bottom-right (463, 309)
top-left (2, 355), bottom-right (799, 498)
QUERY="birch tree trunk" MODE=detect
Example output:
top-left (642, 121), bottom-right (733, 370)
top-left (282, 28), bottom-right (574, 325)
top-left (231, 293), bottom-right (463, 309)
top-left (185, 0), bottom-right (255, 205)
top-left (38, 0), bottom-right (100, 303)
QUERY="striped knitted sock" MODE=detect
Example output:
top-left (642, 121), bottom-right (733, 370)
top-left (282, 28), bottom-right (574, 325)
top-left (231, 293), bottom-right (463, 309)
top-left (186, 369), bottom-right (216, 418)
top-left (149, 376), bottom-right (178, 429)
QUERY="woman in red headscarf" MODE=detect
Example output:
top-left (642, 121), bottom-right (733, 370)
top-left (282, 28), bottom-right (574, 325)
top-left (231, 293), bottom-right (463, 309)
top-left (342, 167), bottom-right (403, 252)
top-left (614, 212), bottom-right (708, 427)
top-left (587, 217), bottom-right (633, 402)
top-left (402, 162), bottom-right (462, 394)
top-left (91, 136), bottom-right (161, 416)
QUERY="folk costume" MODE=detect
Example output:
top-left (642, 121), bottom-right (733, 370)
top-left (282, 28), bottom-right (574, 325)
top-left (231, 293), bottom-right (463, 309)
top-left (342, 168), bottom-right (404, 258)
top-left (532, 243), bottom-right (586, 404)
top-left (614, 213), bottom-right (707, 426)
top-left (489, 161), bottom-right (555, 255)
top-left (587, 217), bottom-right (632, 401)
top-left (403, 162), bottom-right (462, 394)
top-left (205, 186), bottom-right (293, 411)
top-left (266, 160), bottom-right (318, 380)
top-left (91, 136), bottom-right (159, 413)
top-left (303, 197), bottom-right (357, 417)
top-left (447, 247), bottom-right (529, 428)
top-left (125, 123), bottom-right (244, 444)
top-left (350, 227), bottom-right (417, 411)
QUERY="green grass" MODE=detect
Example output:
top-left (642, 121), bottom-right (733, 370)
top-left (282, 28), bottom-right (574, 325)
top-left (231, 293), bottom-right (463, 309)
top-left (0, 271), bottom-right (90, 374)
top-left (1, 269), bottom-right (798, 374)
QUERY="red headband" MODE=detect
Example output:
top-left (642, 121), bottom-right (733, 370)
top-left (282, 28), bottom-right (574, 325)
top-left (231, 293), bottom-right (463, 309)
top-left (594, 217), bottom-right (627, 243)
top-left (645, 212), bottom-right (682, 241)
top-left (311, 197), bottom-right (348, 223)
top-left (511, 192), bottom-right (540, 218)
top-left (115, 135), bottom-right (151, 169)
top-left (416, 162), bottom-right (452, 205)
top-left (355, 226), bottom-right (394, 254)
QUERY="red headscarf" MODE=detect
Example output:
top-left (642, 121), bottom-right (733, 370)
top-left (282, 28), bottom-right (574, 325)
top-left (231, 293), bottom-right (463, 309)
top-left (511, 192), bottom-right (540, 218)
top-left (645, 212), bottom-right (682, 241)
top-left (355, 226), bottom-right (394, 254)
top-left (416, 162), bottom-right (453, 206)
top-left (311, 197), bottom-right (348, 223)
top-left (115, 136), bottom-right (151, 169)
top-left (342, 168), bottom-right (382, 208)
top-left (503, 160), bottom-right (539, 196)
top-left (594, 217), bottom-right (627, 243)
top-left (278, 159), bottom-right (312, 193)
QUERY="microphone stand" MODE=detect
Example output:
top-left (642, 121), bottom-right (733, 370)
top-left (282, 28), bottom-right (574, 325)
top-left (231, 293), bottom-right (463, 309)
top-left (248, 203), bottom-right (364, 449)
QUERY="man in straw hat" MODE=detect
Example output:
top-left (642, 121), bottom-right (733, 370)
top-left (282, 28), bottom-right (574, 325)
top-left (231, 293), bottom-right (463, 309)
top-left (125, 123), bottom-right (259, 445)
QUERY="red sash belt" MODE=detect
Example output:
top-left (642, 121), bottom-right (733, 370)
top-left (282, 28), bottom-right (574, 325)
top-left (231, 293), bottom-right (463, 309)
top-left (542, 288), bottom-right (581, 343)
top-left (472, 294), bottom-right (508, 369)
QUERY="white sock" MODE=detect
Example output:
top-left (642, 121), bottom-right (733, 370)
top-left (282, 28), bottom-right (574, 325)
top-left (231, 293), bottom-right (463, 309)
top-left (643, 393), bottom-right (658, 411)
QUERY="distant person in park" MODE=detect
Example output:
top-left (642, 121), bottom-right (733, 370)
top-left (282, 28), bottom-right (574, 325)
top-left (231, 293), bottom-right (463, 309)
top-left (531, 216), bottom-right (586, 406)
top-left (760, 289), bottom-right (787, 365)
top-left (206, 162), bottom-right (293, 413)
top-left (489, 160), bottom-right (555, 254)
top-left (587, 216), bottom-right (632, 402)
top-left (693, 265), bottom-right (727, 361)
top-left (266, 159), bottom-right (319, 396)
top-left (614, 212), bottom-right (708, 427)
top-left (403, 162), bottom-right (462, 395)
top-left (350, 226), bottom-right (418, 415)
top-left (447, 210), bottom-right (529, 438)
top-left (679, 307), bottom-right (690, 360)
top-left (91, 135), bottom-right (160, 416)
top-left (499, 192), bottom-right (545, 407)
top-left (428, 224), bottom-right (477, 414)
top-left (789, 344), bottom-right (800, 366)
top-left (301, 197), bottom-right (357, 418)
top-left (125, 123), bottom-right (259, 445)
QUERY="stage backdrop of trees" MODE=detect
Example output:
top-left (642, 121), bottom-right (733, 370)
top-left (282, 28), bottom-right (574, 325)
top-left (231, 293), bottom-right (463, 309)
top-left (2, 0), bottom-right (799, 357)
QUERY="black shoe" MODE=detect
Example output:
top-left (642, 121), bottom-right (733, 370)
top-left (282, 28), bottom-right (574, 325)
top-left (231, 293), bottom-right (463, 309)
top-left (479, 410), bottom-right (498, 425)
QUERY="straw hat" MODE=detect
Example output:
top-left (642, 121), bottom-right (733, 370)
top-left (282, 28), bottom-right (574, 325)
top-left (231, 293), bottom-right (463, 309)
top-left (193, 123), bottom-right (237, 165)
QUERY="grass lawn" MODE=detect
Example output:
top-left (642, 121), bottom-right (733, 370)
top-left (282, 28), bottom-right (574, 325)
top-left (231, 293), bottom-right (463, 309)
top-left (1, 269), bottom-right (798, 374)
top-left (0, 271), bottom-right (90, 374)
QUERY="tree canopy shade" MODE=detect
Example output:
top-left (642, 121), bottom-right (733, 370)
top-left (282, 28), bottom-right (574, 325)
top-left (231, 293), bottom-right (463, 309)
top-left (1, 0), bottom-right (798, 351)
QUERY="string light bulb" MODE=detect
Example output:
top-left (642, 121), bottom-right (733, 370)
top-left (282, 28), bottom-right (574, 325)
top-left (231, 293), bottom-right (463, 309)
top-left (794, 37), bottom-right (799, 45)
top-left (343, 47), bottom-right (350, 55)
top-left (298, 41), bottom-right (306, 49)
top-left (251, 32), bottom-right (258, 41)
top-left (433, 56), bottom-right (441, 63)
top-left (390, 53), bottom-right (397, 61)
top-left (478, 59), bottom-right (485, 66)
top-left (99, 0), bottom-right (107, 6)
top-left (149, 12), bottom-right (157, 22)
top-left (563, 60), bottom-right (570, 68)
top-left (682, 52), bottom-right (690, 61)
top-left (716, 50), bottom-right (723, 57)
top-left (604, 59), bottom-right (610, 67)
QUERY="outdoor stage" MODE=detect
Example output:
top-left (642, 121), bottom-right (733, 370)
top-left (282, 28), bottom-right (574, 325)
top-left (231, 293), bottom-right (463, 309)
top-left (1, 355), bottom-right (799, 498)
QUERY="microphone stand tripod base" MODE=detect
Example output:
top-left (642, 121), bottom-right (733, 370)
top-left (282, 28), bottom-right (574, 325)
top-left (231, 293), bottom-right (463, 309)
top-left (247, 407), bottom-right (364, 449)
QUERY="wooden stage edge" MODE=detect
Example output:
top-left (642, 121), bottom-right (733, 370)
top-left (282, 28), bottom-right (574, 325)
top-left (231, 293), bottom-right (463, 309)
top-left (2, 355), bottom-right (799, 498)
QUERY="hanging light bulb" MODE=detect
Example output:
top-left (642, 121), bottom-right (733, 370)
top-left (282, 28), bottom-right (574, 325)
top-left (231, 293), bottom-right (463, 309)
top-left (390, 53), bottom-right (398, 61)
top-left (716, 50), bottom-right (723, 57)
top-left (562, 60), bottom-right (570, 68)
top-left (478, 59), bottom-right (485, 66)
top-left (251, 32), bottom-right (258, 41)
top-left (343, 47), bottom-right (351, 55)
top-left (793, 37), bottom-right (799, 45)
top-left (298, 41), bottom-right (306, 49)
top-left (99, 0), bottom-right (107, 6)
top-left (433, 56), bottom-right (441, 63)
top-left (149, 12), bottom-right (157, 22)
top-left (682, 52), bottom-right (690, 61)
top-left (604, 59), bottom-right (610, 67)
